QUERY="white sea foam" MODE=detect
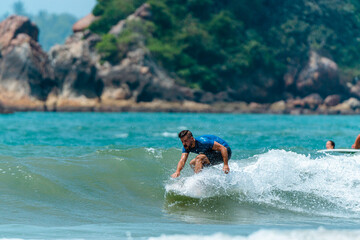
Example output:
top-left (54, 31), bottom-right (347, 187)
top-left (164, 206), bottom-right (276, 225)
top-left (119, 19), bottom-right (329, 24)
top-left (161, 132), bottom-right (178, 138)
top-left (146, 147), bottom-right (163, 159)
top-left (165, 150), bottom-right (360, 216)
top-left (115, 133), bottom-right (129, 138)
top-left (149, 228), bottom-right (360, 240)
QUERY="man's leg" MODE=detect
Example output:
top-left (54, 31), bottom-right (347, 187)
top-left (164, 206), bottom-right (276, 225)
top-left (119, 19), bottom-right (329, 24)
top-left (194, 154), bottom-right (210, 173)
top-left (189, 154), bottom-right (210, 173)
top-left (189, 158), bottom-right (196, 170)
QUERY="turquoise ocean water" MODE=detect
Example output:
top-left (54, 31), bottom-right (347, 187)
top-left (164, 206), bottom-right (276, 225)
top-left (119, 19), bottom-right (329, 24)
top-left (0, 112), bottom-right (360, 239)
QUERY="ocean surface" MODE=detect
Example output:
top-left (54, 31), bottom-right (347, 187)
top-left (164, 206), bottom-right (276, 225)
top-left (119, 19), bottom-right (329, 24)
top-left (0, 112), bottom-right (360, 240)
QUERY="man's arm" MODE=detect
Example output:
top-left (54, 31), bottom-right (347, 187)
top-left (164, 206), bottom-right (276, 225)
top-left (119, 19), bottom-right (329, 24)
top-left (352, 134), bottom-right (360, 149)
top-left (212, 141), bottom-right (230, 174)
top-left (171, 152), bottom-right (189, 178)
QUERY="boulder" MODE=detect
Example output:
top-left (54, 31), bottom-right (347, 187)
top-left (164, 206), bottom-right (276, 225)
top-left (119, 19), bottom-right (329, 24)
top-left (248, 102), bottom-right (268, 113)
top-left (296, 51), bottom-right (342, 97)
top-left (72, 14), bottom-right (98, 33)
top-left (0, 16), bottom-right (55, 102)
top-left (324, 94), bottom-right (341, 107)
top-left (49, 30), bottom-right (103, 99)
top-left (0, 15), bottom-right (38, 48)
top-left (303, 93), bottom-right (323, 109)
top-left (316, 104), bottom-right (329, 114)
top-left (270, 100), bottom-right (286, 113)
top-left (329, 102), bottom-right (354, 115)
top-left (343, 97), bottom-right (360, 110)
top-left (286, 98), bottom-right (305, 108)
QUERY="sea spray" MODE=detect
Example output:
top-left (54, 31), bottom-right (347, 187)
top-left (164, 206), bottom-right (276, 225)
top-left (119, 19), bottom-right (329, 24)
top-left (165, 150), bottom-right (360, 218)
top-left (149, 228), bottom-right (360, 240)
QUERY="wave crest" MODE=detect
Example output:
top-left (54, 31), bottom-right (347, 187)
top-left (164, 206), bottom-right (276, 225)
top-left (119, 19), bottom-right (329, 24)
top-left (165, 150), bottom-right (360, 217)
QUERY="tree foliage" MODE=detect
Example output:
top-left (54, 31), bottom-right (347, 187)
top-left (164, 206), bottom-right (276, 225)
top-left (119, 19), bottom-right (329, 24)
top-left (91, 0), bottom-right (360, 95)
top-left (90, 0), bottom-right (145, 33)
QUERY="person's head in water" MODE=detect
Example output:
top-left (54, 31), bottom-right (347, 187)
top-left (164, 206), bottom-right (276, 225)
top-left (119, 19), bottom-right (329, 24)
top-left (326, 140), bottom-right (335, 149)
top-left (179, 130), bottom-right (195, 150)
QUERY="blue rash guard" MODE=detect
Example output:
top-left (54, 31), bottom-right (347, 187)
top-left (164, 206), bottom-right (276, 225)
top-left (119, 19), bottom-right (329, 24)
top-left (182, 135), bottom-right (232, 165)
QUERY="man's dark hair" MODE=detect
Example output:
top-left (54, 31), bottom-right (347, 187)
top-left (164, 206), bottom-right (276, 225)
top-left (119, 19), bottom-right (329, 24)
top-left (178, 130), bottom-right (192, 138)
top-left (329, 140), bottom-right (335, 148)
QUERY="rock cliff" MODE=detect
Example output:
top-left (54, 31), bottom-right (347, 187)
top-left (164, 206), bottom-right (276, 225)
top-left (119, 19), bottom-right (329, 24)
top-left (0, 15), bottom-right (55, 110)
top-left (0, 6), bottom-right (359, 114)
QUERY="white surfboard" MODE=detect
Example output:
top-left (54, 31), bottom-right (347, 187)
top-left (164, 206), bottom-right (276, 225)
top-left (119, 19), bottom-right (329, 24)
top-left (318, 149), bottom-right (360, 154)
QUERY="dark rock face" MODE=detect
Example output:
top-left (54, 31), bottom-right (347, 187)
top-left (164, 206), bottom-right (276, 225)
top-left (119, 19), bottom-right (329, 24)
top-left (99, 48), bottom-right (195, 103)
top-left (49, 31), bottom-right (103, 99)
top-left (0, 16), bottom-right (55, 101)
top-left (0, 15), bottom-right (38, 47)
top-left (324, 94), bottom-right (341, 107)
top-left (226, 68), bottom-right (284, 103)
top-left (295, 51), bottom-right (342, 97)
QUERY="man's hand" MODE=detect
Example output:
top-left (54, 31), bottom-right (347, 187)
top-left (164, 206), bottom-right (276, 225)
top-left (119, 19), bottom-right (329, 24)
top-left (223, 164), bottom-right (230, 174)
top-left (171, 171), bottom-right (180, 178)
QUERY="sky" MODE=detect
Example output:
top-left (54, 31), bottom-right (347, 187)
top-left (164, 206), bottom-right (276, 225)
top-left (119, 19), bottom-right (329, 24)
top-left (0, 0), bottom-right (97, 18)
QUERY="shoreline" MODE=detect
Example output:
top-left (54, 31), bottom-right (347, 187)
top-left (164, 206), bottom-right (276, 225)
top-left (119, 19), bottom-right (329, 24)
top-left (1, 98), bottom-right (359, 115)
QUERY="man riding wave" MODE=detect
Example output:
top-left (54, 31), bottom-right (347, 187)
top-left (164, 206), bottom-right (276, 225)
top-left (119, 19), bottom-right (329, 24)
top-left (171, 130), bottom-right (232, 178)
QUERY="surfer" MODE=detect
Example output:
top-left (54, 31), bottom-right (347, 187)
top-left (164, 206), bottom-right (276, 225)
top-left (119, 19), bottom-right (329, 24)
top-left (352, 134), bottom-right (360, 149)
top-left (171, 130), bottom-right (231, 178)
top-left (326, 140), bottom-right (335, 149)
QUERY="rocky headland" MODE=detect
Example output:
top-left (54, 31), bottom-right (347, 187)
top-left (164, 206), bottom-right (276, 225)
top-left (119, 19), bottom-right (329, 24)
top-left (0, 5), bottom-right (360, 114)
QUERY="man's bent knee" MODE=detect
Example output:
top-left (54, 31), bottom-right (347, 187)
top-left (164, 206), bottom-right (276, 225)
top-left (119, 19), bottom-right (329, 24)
top-left (195, 154), bottom-right (210, 165)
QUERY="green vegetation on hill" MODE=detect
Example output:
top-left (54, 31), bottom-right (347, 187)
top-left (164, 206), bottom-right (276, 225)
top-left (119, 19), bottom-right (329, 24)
top-left (91, 0), bottom-right (360, 98)
top-left (90, 0), bottom-right (145, 34)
